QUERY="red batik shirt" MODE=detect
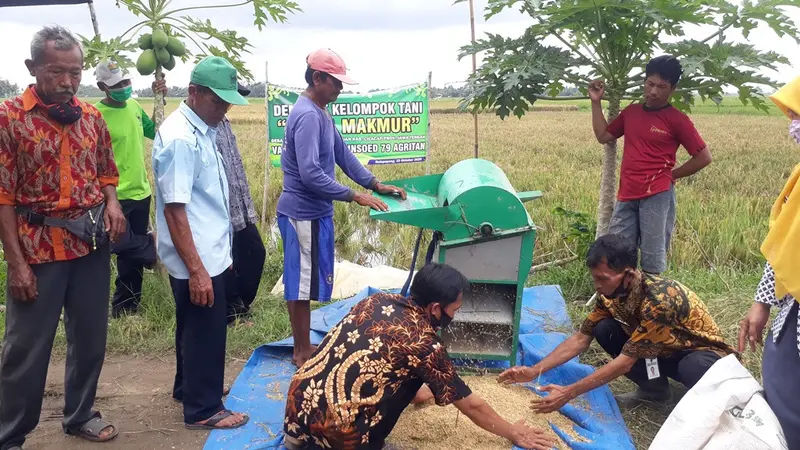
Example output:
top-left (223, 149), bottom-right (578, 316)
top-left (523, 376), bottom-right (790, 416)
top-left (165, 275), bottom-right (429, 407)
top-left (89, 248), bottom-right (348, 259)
top-left (0, 87), bottom-right (119, 264)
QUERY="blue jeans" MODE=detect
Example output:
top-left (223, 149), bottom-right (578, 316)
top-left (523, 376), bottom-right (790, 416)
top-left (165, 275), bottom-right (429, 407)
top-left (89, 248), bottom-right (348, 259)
top-left (608, 186), bottom-right (676, 274)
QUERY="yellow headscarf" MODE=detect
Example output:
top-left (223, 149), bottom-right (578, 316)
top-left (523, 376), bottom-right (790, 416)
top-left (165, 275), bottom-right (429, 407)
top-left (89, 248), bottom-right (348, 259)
top-left (762, 78), bottom-right (800, 300)
top-left (761, 165), bottom-right (800, 300)
top-left (770, 76), bottom-right (800, 118)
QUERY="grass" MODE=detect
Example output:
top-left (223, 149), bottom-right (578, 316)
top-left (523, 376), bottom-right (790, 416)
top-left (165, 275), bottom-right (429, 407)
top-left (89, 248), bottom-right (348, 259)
top-left (0, 96), bottom-right (795, 449)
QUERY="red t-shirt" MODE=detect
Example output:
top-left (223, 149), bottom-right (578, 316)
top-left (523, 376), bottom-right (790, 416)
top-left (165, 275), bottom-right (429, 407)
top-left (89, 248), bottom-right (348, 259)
top-left (607, 104), bottom-right (706, 201)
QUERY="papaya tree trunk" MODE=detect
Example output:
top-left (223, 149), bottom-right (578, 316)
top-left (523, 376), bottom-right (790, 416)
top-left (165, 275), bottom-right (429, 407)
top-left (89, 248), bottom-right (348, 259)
top-left (152, 66), bottom-right (165, 129)
top-left (595, 97), bottom-right (621, 238)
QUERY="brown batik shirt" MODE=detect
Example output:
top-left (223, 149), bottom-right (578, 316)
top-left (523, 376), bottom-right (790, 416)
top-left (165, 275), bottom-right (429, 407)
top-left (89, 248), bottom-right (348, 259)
top-left (284, 293), bottom-right (472, 449)
top-left (580, 272), bottom-right (735, 359)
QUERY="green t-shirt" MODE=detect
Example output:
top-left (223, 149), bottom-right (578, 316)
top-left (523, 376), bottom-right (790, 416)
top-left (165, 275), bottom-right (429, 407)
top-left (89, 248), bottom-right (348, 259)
top-left (95, 99), bottom-right (155, 201)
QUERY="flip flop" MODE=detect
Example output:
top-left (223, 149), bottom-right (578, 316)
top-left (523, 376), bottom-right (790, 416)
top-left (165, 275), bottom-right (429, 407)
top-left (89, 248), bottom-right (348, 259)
top-left (66, 416), bottom-right (118, 443)
top-left (185, 408), bottom-right (249, 430)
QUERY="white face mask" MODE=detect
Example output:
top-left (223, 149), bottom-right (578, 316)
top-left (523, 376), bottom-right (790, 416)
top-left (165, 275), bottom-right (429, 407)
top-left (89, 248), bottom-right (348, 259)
top-left (791, 119), bottom-right (800, 145)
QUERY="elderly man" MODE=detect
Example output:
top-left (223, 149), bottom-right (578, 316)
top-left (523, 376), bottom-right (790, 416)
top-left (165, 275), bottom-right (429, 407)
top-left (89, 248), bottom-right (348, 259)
top-left (499, 234), bottom-right (734, 411)
top-left (94, 59), bottom-right (166, 318)
top-left (283, 263), bottom-right (554, 450)
top-left (152, 56), bottom-right (249, 430)
top-left (0, 26), bottom-right (126, 448)
top-left (216, 83), bottom-right (266, 326)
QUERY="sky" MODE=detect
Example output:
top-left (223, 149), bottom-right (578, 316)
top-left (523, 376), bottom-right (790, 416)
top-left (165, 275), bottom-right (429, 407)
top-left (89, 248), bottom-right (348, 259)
top-left (0, 0), bottom-right (799, 94)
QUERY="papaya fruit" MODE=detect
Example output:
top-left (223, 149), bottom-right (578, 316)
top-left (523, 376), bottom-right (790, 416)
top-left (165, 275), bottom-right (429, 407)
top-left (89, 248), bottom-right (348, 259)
top-left (137, 33), bottom-right (152, 50)
top-left (165, 37), bottom-right (186, 57)
top-left (151, 28), bottom-right (168, 49)
top-left (136, 49), bottom-right (157, 76)
top-left (163, 54), bottom-right (176, 71)
top-left (155, 47), bottom-right (171, 65)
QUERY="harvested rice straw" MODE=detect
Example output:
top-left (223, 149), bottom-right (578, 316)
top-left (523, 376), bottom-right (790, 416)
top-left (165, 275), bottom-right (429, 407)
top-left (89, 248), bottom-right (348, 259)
top-left (387, 376), bottom-right (590, 450)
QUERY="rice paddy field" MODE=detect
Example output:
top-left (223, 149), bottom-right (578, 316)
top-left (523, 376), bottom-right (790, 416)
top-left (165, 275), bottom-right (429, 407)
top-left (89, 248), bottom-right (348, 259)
top-left (0, 95), bottom-right (795, 448)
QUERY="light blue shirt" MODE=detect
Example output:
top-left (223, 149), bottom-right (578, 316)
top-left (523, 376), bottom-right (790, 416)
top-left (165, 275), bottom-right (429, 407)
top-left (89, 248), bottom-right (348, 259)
top-left (152, 101), bottom-right (232, 279)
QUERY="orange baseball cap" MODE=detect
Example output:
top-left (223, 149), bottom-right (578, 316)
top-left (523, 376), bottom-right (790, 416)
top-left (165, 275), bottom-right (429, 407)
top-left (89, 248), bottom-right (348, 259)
top-left (306, 49), bottom-right (357, 85)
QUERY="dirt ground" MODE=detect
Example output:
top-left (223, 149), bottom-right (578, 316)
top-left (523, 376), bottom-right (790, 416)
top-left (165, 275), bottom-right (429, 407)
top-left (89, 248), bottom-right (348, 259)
top-left (24, 355), bottom-right (245, 450)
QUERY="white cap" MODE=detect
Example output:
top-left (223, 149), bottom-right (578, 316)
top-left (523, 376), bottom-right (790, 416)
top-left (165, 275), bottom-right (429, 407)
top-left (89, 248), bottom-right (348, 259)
top-left (94, 60), bottom-right (129, 87)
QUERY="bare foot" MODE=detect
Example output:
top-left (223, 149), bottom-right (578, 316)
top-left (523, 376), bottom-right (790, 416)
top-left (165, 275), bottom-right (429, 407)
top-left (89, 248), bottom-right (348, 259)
top-left (97, 425), bottom-right (115, 440)
top-left (292, 345), bottom-right (318, 368)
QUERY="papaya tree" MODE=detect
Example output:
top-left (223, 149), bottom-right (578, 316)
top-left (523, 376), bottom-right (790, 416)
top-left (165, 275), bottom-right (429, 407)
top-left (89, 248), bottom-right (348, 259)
top-left (80, 0), bottom-right (300, 126)
top-left (456, 0), bottom-right (799, 237)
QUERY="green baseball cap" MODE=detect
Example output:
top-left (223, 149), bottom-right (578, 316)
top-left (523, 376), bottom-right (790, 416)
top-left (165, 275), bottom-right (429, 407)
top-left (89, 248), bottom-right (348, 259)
top-left (190, 56), bottom-right (249, 106)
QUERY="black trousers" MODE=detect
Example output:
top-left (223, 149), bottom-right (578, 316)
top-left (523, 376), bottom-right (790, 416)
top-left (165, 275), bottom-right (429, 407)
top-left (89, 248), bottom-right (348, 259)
top-left (225, 223), bottom-right (266, 323)
top-left (169, 274), bottom-right (227, 423)
top-left (111, 196), bottom-right (156, 317)
top-left (0, 247), bottom-right (110, 450)
top-left (763, 302), bottom-right (800, 449)
top-left (592, 318), bottom-right (721, 389)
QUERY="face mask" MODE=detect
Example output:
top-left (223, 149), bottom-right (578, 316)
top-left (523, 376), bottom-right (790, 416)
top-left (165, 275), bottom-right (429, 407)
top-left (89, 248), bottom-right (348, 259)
top-left (790, 119), bottom-right (800, 145)
top-left (430, 306), bottom-right (454, 330)
top-left (32, 87), bottom-right (81, 125)
top-left (108, 86), bottom-right (132, 102)
top-left (608, 271), bottom-right (632, 299)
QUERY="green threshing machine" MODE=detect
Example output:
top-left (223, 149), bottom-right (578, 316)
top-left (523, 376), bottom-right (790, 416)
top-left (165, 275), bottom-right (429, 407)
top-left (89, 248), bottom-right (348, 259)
top-left (369, 159), bottom-right (542, 366)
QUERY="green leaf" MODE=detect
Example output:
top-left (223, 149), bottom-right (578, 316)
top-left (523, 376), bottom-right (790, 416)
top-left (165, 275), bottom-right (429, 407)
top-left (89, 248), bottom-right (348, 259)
top-left (101, 1), bottom-right (300, 81)
top-left (251, 0), bottom-right (302, 31)
top-left (459, 0), bottom-right (799, 118)
top-left (78, 33), bottom-right (138, 71)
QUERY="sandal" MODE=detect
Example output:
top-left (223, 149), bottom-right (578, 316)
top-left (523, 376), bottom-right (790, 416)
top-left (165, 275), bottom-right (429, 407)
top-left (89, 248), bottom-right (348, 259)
top-left (185, 408), bottom-right (249, 430)
top-left (66, 416), bottom-right (118, 443)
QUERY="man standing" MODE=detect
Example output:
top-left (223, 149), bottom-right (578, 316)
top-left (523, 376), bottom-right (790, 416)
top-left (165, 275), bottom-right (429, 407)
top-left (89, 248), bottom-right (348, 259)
top-left (0, 25), bottom-right (126, 447)
top-left (152, 56), bottom-right (249, 430)
top-left (589, 55), bottom-right (712, 274)
top-left (498, 234), bottom-right (734, 410)
top-left (283, 263), bottom-right (554, 450)
top-left (216, 82), bottom-right (266, 326)
top-left (94, 60), bottom-right (166, 318)
top-left (278, 48), bottom-right (407, 368)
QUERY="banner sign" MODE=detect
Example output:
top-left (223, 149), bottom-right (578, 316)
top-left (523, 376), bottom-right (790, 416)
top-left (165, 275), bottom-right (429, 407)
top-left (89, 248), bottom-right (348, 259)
top-left (267, 82), bottom-right (429, 167)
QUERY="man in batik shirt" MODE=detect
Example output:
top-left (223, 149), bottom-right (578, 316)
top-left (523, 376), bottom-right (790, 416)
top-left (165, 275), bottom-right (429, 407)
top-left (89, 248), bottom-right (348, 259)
top-left (283, 263), bottom-right (554, 450)
top-left (499, 234), bottom-right (734, 411)
top-left (0, 25), bottom-right (126, 448)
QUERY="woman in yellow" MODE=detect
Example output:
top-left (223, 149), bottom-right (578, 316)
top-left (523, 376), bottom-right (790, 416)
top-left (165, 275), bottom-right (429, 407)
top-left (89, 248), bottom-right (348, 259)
top-left (739, 75), bottom-right (800, 448)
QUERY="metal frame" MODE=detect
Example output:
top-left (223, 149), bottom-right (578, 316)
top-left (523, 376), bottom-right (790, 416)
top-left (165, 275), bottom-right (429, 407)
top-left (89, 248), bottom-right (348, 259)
top-left (436, 227), bottom-right (536, 367)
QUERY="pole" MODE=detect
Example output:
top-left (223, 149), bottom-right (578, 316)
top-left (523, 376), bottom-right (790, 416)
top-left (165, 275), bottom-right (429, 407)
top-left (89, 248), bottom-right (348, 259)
top-left (261, 61), bottom-right (271, 240)
top-left (426, 71), bottom-right (432, 175)
top-left (468, 0), bottom-right (479, 159)
top-left (87, 0), bottom-right (100, 37)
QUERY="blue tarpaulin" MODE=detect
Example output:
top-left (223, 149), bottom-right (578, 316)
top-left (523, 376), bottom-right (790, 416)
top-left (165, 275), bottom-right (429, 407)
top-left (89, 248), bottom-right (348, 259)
top-left (204, 285), bottom-right (635, 450)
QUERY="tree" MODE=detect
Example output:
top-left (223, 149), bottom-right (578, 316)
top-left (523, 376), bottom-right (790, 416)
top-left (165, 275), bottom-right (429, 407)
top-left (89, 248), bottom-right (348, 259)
top-left (0, 78), bottom-right (20, 98)
top-left (80, 0), bottom-right (300, 126)
top-left (246, 81), bottom-right (266, 98)
top-left (457, 0), bottom-right (798, 237)
top-left (77, 84), bottom-right (106, 97)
